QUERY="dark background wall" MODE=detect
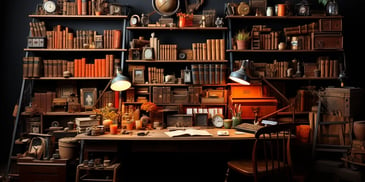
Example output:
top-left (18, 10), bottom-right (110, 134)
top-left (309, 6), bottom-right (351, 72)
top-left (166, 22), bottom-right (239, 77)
top-left (1, 0), bottom-right (364, 177)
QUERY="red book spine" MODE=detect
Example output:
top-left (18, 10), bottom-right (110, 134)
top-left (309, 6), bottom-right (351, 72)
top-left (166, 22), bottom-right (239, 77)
top-left (105, 54), bottom-right (110, 77)
top-left (92, 63), bottom-right (95, 77)
top-left (101, 58), bottom-right (106, 77)
top-left (81, 57), bottom-right (86, 77)
top-left (114, 91), bottom-right (120, 109)
top-left (77, 0), bottom-right (82, 15)
top-left (112, 30), bottom-right (121, 49)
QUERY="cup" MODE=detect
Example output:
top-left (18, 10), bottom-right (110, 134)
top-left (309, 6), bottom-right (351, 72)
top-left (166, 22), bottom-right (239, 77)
top-left (277, 4), bottom-right (286, 16)
top-left (266, 7), bottom-right (273, 16)
top-left (110, 124), bottom-right (118, 134)
top-left (224, 119), bottom-right (232, 129)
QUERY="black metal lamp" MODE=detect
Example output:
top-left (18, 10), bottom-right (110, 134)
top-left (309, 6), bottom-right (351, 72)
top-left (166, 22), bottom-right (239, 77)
top-left (110, 67), bottom-right (131, 91)
top-left (229, 59), bottom-right (251, 85)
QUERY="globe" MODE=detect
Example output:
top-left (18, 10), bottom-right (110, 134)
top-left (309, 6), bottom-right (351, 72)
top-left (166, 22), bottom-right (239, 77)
top-left (152, 0), bottom-right (180, 17)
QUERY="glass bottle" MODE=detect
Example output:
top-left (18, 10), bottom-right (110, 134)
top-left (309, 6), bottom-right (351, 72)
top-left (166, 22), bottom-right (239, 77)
top-left (326, 0), bottom-right (338, 16)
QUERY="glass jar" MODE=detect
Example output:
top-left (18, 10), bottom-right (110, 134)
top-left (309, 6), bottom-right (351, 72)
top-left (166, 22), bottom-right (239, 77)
top-left (326, 0), bottom-right (339, 16)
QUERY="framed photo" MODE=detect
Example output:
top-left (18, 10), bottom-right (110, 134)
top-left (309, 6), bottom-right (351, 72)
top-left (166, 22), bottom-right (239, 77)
top-left (80, 88), bottom-right (97, 110)
top-left (132, 68), bottom-right (145, 84)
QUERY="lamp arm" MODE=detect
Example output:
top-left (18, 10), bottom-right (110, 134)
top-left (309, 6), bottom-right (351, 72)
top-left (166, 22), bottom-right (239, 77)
top-left (262, 77), bottom-right (289, 104)
top-left (92, 79), bottom-right (112, 109)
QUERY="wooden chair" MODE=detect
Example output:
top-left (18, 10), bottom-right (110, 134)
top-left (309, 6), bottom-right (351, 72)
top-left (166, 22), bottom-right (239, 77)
top-left (225, 123), bottom-right (295, 182)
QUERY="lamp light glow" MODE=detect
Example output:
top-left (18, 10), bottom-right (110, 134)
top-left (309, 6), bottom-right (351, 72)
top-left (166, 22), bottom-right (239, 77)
top-left (110, 70), bottom-right (131, 91)
top-left (229, 59), bottom-right (250, 85)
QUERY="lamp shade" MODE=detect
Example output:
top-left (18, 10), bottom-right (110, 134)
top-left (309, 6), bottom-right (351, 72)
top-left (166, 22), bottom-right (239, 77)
top-left (229, 59), bottom-right (250, 85)
top-left (110, 71), bottom-right (131, 91)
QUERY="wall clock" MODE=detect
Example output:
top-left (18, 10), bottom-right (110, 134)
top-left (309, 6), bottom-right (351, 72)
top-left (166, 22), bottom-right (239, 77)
top-left (130, 14), bottom-right (140, 27)
top-left (43, 0), bottom-right (57, 14)
top-left (237, 2), bottom-right (250, 16)
top-left (212, 114), bottom-right (224, 128)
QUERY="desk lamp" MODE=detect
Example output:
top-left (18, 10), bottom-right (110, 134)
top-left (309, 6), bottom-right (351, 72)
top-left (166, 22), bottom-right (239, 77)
top-left (229, 59), bottom-right (250, 85)
top-left (110, 67), bottom-right (131, 91)
top-left (229, 59), bottom-right (294, 124)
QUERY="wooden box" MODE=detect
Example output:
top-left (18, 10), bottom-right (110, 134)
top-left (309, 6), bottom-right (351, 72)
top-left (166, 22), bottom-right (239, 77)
top-left (230, 85), bottom-right (263, 98)
top-left (68, 102), bottom-right (81, 113)
top-left (17, 158), bottom-right (69, 182)
top-left (319, 18), bottom-right (342, 32)
top-left (313, 33), bottom-right (343, 49)
top-left (231, 98), bottom-right (277, 119)
top-left (320, 87), bottom-right (364, 118)
top-left (166, 114), bottom-right (193, 127)
top-left (171, 88), bottom-right (188, 104)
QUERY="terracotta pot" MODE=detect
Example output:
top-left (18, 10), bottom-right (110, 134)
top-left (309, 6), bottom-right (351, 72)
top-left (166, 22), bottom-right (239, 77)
top-left (354, 121), bottom-right (365, 140)
top-left (236, 40), bottom-right (249, 50)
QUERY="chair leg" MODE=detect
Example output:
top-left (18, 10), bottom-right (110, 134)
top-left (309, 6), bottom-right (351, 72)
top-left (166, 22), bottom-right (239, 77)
top-left (224, 168), bottom-right (230, 182)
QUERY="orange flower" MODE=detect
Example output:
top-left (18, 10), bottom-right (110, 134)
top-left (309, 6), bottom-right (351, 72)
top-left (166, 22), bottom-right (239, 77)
top-left (140, 102), bottom-right (157, 112)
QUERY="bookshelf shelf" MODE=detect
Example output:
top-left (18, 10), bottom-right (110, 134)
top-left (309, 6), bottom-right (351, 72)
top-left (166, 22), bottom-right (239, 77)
top-left (24, 77), bottom-right (112, 80)
top-left (126, 60), bottom-right (228, 63)
top-left (127, 27), bottom-right (228, 31)
top-left (29, 14), bottom-right (128, 19)
top-left (226, 49), bottom-right (344, 53)
top-left (24, 48), bottom-right (127, 52)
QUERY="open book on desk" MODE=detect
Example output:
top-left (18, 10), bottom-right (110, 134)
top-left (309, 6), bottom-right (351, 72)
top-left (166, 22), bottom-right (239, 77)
top-left (164, 129), bottom-right (212, 137)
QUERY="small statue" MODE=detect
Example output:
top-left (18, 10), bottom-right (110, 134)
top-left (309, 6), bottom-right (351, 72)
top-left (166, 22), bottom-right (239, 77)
top-left (200, 15), bottom-right (206, 28)
top-left (215, 17), bottom-right (224, 27)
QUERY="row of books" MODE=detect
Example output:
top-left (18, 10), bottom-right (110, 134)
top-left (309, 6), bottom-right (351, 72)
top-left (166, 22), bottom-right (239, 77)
top-left (44, 24), bottom-right (121, 49)
top-left (22, 54), bottom-right (119, 78)
top-left (192, 39), bottom-right (225, 60)
top-left (148, 35), bottom-right (225, 61)
top-left (61, 0), bottom-right (100, 16)
top-left (191, 64), bottom-right (226, 85)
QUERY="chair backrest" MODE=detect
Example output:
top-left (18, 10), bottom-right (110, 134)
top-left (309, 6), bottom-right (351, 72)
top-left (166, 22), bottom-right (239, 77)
top-left (252, 123), bottom-right (294, 181)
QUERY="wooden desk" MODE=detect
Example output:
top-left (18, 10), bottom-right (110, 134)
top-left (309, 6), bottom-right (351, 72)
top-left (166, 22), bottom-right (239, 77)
top-left (74, 128), bottom-right (256, 182)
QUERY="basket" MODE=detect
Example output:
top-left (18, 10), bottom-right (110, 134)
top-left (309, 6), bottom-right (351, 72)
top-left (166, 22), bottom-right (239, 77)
top-left (58, 137), bottom-right (79, 159)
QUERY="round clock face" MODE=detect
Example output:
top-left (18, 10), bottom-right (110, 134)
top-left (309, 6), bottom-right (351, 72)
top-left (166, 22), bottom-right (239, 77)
top-left (144, 48), bottom-right (153, 59)
top-left (237, 2), bottom-right (250, 16)
top-left (130, 14), bottom-right (140, 26)
top-left (212, 114), bottom-right (224, 128)
top-left (43, 1), bottom-right (57, 13)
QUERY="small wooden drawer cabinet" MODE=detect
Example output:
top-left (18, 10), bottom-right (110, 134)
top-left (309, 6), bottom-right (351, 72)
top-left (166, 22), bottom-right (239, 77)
top-left (76, 163), bottom-right (120, 182)
top-left (17, 158), bottom-right (69, 182)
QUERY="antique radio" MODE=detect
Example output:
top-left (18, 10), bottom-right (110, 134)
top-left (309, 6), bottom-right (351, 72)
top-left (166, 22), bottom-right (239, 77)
top-left (52, 98), bottom-right (68, 112)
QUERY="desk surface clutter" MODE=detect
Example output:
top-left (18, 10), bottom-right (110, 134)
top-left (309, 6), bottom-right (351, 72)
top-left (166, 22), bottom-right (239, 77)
top-left (74, 128), bottom-right (256, 141)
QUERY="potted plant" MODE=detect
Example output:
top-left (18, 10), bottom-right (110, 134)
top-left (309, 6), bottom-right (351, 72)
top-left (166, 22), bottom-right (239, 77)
top-left (235, 30), bottom-right (251, 50)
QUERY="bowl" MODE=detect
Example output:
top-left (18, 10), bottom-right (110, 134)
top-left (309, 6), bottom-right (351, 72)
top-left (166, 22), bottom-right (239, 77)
top-left (354, 121), bottom-right (365, 140)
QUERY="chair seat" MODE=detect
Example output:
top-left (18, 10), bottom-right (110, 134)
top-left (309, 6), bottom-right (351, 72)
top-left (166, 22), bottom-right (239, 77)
top-left (227, 159), bottom-right (288, 176)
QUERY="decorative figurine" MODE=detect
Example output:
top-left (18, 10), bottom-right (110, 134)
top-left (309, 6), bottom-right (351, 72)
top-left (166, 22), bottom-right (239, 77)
top-left (215, 17), bottom-right (224, 27)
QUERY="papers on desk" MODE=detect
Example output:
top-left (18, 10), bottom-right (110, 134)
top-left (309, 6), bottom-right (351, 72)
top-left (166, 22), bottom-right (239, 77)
top-left (164, 129), bottom-right (212, 137)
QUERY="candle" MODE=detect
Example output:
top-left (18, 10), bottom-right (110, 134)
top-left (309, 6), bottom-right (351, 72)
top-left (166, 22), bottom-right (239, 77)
top-left (277, 4), bottom-right (286, 16)
top-left (110, 124), bottom-right (118, 134)
top-left (135, 120), bottom-right (142, 129)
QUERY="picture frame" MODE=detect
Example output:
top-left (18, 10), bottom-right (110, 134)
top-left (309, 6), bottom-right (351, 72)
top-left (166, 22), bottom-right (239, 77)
top-left (132, 68), bottom-right (145, 84)
top-left (80, 88), bottom-right (97, 110)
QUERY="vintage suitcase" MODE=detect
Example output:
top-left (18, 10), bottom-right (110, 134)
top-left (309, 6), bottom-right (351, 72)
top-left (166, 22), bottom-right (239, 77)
top-left (313, 32), bottom-right (343, 49)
